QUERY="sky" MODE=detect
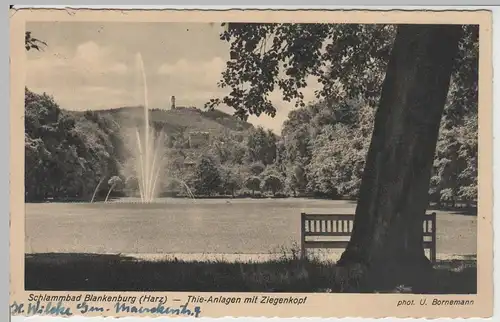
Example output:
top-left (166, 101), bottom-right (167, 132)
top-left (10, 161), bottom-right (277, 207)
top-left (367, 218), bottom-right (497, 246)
top-left (25, 22), bottom-right (320, 134)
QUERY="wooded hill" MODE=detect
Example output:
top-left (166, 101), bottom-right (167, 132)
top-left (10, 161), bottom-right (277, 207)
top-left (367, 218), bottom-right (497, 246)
top-left (25, 87), bottom-right (476, 206)
top-left (24, 88), bottom-right (254, 201)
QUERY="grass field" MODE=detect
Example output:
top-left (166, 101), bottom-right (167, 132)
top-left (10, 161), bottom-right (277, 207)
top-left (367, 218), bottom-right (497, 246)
top-left (24, 198), bottom-right (477, 292)
top-left (25, 198), bottom-right (477, 258)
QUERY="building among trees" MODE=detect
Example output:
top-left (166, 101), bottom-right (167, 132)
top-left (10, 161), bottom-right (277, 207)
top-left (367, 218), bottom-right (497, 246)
top-left (188, 131), bottom-right (211, 148)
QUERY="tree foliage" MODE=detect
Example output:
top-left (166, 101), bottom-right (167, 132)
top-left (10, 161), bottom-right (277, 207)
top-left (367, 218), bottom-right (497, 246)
top-left (208, 23), bottom-right (476, 122)
top-left (249, 162), bottom-right (265, 176)
top-left (245, 176), bottom-right (261, 196)
top-left (206, 23), bottom-right (478, 204)
top-left (207, 23), bottom-right (396, 119)
top-left (430, 114), bottom-right (477, 206)
top-left (219, 165), bottom-right (243, 197)
top-left (246, 126), bottom-right (277, 165)
top-left (194, 156), bottom-right (222, 196)
top-left (24, 89), bottom-right (122, 201)
top-left (261, 174), bottom-right (284, 196)
top-left (25, 31), bottom-right (47, 51)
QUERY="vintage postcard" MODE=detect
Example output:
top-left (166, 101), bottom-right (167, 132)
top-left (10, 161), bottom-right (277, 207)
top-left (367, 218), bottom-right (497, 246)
top-left (10, 8), bottom-right (493, 319)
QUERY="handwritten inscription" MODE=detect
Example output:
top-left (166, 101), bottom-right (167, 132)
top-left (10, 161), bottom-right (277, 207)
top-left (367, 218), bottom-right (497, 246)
top-left (11, 300), bottom-right (201, 317)
top-left (11, 301), bottom-right (73, 317)
top-left (115, 302), bottom-right (201, 317)
top-left (11, 293), bottom-right (311, 317)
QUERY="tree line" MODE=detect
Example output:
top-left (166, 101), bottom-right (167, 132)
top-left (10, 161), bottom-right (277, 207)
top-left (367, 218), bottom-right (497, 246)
top-left (166, 97), bottom-right (476, 207)
top-left (25, 87), bottom-right (476, 207)
top-left (25, 88), bottom-right (124, 201)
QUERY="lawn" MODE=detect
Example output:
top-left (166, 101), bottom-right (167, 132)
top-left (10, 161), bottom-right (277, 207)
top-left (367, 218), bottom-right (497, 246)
top-left (25, 198), bottom-right (477, 258)
top-left (24, 198), bottom-right (477, 293)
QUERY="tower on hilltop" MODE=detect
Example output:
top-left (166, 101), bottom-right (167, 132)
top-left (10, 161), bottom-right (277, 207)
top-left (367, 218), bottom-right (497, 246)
top-left (171, 96), bottom-right (176, 110)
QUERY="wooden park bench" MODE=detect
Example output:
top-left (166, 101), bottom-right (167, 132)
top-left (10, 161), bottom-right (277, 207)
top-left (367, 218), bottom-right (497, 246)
top-left (300, 212), bottom-right (437, 263)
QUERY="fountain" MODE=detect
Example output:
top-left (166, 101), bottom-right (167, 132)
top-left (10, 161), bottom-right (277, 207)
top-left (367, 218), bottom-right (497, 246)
top-left (132, 53), bottom-right (166, 203)
top-left (91, 53), bottom-right (195, 203)
top-left (90, 177), bottom-right (106, 203)
top-left (172, 178), bottom-right (196, 200)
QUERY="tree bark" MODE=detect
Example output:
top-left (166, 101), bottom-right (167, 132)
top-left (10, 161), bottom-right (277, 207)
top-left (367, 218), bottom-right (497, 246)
top-left (338, 25), bottom-right (462, 292)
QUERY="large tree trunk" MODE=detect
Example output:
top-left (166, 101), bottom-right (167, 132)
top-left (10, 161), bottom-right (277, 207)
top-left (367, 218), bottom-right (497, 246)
top-left (338, 25), bottom-right (462, 291)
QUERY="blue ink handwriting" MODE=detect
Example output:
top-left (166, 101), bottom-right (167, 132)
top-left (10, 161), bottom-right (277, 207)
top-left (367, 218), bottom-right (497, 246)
top-left (115, 301), bottom-right (202, 317)
top-left (11, 301), bottom-right (73, 316)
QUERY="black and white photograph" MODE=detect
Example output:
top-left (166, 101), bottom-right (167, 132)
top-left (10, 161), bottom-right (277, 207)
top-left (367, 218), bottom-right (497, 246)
top-left (19, 13), bottom-right (486, 299)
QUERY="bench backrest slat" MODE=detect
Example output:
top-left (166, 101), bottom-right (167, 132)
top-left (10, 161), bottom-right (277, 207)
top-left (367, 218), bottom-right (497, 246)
top-left (302, 214), bottom-right (355, 236)
top-left (300, 212), bottom-right (437, 263)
